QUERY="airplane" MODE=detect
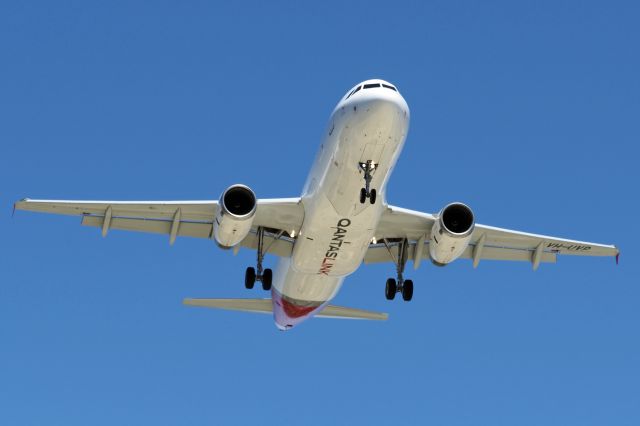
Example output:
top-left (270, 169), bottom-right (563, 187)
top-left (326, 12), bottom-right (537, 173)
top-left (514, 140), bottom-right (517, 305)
top-left (15, 79), bottom-right (619, 331)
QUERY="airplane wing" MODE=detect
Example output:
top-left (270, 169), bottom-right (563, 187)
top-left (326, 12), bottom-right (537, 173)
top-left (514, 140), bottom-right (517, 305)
top-left (366, 204), bottom-right (619, 269)
top-left (14, 198), bottom-right (303, 257)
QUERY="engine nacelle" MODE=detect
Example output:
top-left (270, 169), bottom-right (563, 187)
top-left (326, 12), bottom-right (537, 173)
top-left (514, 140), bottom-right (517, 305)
top-left (429, 202), bottom-right (475, 265)
top-left (213, 184), bottom-right (257, 248)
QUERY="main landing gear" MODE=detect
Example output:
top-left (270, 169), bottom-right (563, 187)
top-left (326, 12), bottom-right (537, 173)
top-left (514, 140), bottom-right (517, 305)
top-left (382, 238), bottom-right (413, 301)
top-left (359, 160), bottom-right (377, 204)
top-left (245, 227), bottom-right (272, 291)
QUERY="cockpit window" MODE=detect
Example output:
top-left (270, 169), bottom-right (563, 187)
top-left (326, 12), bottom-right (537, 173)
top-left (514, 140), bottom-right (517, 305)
top-left (345, 82), bottom-right (399, 100)
top-left (346, 85), bottom-right (361, 99)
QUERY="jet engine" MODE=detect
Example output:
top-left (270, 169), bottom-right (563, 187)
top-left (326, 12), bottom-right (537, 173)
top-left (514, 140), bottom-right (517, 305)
top-left (429, 202), bottom-right (475, 265)
top-left (213, 184), bottom-right (257, 247)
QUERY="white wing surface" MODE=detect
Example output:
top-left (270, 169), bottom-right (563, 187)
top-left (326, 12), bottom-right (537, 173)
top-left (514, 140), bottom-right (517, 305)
top-left (366, 205), bottom-right (619, 268)
top-left (14, 198), bottom-right (303, 256)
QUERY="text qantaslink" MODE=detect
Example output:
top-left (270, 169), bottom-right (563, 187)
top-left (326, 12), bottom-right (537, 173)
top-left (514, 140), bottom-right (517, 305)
top-left (318, 219), bottom-right (351, 275)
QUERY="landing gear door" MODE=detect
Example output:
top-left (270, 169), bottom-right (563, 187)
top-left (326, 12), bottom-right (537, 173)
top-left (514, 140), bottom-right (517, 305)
top-left (359, 143), bottom-right (385, 166)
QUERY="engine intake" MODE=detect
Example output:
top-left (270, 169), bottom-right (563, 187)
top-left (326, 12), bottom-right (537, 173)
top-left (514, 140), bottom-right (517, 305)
top-left (441, 203), bottom-right (474, 236)
top-left (429, 202), bottom-right (475, 265)
top-left (222, 185), bottom-right (256, 218)
top-left (214, 184), bottom-right (257, 247)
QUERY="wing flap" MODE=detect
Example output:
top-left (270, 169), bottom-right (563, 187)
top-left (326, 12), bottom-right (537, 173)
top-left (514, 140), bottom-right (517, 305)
top-left (461, 245), bottom-right (556, 263)
top-left (15, 198), bottom-right (216, 222)
top-left (81, 216), bottom-right (295, 256)
top-left (81, 216), bottom-right (213, 239)
top-left (364, 242), bottom-right (557, 265)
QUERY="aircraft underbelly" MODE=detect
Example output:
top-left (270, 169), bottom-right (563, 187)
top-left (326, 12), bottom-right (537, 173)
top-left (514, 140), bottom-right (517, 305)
top-left (274, 93), bottom-right (410, 317)
top-left (290, 98), bottom-right (407, 278)
top-left (273, 257), bottom-right (344, 303)
top-left (291, 193), bottom-right (379, 277)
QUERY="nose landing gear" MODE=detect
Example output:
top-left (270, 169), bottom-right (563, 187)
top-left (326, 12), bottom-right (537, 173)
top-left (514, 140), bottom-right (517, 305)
top-left (244, 227), bottom-right (272, 291)
top-left (382, 238), bottom-right (414, 301)
top-left (359, 160), bottom-right (377, 204)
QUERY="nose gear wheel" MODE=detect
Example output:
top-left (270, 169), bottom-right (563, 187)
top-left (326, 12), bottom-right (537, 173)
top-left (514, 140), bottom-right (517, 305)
top-left (359, 160), bottom-right (377, 204)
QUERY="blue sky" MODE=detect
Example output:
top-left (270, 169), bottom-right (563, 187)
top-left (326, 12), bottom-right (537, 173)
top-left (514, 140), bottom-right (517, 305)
top-left (1, 1), bottom-right (638, 424)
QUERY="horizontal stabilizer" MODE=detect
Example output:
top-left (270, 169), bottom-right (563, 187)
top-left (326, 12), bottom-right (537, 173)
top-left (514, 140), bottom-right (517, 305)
top-left (183, 298), bottom-right (388, 321)
top-left (184, 298), bottom-right (273, 314)
top-left (315, 305), bottom-right (388, 320)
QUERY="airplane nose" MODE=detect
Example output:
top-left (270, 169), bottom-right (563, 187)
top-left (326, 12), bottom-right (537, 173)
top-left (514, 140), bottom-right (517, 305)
top-left (357, 97), bottom-right (403, 114)
top-left (349, 98), bottom-right (409, 139)
top-left (353, 94), bottom-right (410, 125)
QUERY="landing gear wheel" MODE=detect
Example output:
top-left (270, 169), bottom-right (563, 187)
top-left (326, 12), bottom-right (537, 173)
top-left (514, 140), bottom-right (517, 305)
top-left (360, 188), bottom-right (367, 204)
top-left (262, 268), bottom-right (273, 291)
top-left (402, 279), bottom-right (413, 301)
top-left (385, 278), bottom-right (397, 300)
top-left (245, 267), bottom-right (256, 289)
top-left (402, 280), bottom-right (413, 302)
top-left (369, 189), bottom-right (377, 204)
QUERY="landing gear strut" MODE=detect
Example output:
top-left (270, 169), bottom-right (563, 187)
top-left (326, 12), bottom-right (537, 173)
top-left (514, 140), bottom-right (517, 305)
top-left (382, 238), bottom-right (414, 301)
top-left (245, 227), bottom-right (272, 291)
top-left (359, 160), bottom-right (377, 204)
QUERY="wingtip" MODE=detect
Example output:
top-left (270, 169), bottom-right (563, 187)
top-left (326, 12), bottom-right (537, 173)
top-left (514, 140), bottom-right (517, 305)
top-left (12, 198), bottom-right (29, 216)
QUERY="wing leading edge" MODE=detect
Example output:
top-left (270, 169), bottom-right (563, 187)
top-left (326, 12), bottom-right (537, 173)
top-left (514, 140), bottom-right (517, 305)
top-left (14, 198), bottom-right (303, 256)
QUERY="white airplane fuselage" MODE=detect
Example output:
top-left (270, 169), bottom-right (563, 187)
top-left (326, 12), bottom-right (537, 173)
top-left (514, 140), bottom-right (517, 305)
top-left (271, 80), bottom-right (410, 329)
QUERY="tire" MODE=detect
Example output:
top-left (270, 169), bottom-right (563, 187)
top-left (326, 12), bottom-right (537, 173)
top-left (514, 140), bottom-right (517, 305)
top-left (262, 268), bottom-right (273, 291)
top-left (402, 279), bottom-right (413, 301)
top-left (385, 278), bottom-right (397, 300)
top-left (360, 188), bottom-right (367, 204)
top-left (245, 267), bottom-right (256, 289)
top-left (369, 189), bottom-right (377, 204)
